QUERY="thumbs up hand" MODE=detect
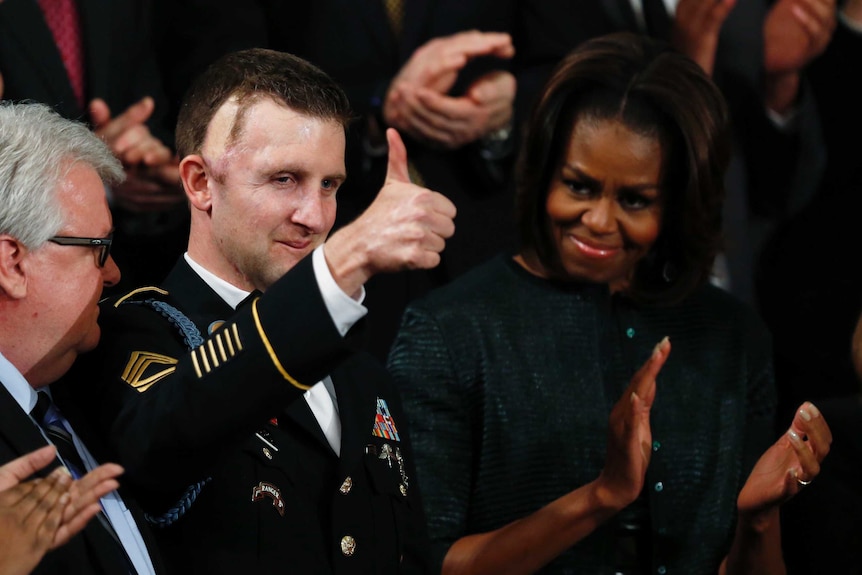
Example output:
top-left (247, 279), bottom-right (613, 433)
top-left (383, 127), bottom-right (414, 185)
top-left (323, 129), bottom-right (456, 296)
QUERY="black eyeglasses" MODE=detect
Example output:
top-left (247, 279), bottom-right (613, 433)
top-left (48, 234), bottom-right (113, 267)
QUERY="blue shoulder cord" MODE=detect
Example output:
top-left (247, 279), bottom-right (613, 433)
top-left (126, 299), bottom-right (212, 528)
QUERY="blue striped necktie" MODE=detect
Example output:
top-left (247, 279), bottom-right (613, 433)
top-left (32, 391), bottom-right (86, 479)
top-left (31, 391), bottom-right (138, 573)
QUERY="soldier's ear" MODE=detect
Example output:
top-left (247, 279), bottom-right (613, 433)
top-left (0, 236), bottom-right (29, 299)
top-left (180, 154), bottom-right (213, 211)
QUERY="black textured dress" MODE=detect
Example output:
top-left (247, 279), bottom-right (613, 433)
top-left (388, 255), bottom-right (776, 574)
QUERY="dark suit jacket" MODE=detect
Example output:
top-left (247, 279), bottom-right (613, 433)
top-left (808, 19), bottom-right (862, 198)
top-left (0, 0), bottom-right (171, 141)
top-left (0, 0), bottom-right (188, 293)
top-left (0, 384), bottom-right (164, 575)
top-left (754, 21), bottom-right (862, 420)
top-left (512, 0), bottom-right (765, 111)
top-left (781, 396), bottom-right (862, 575)
top-left (62, 256), bottom-right (431, 574)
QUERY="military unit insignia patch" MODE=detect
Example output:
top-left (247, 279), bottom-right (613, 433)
top-left (371, 397), bottom-right (400, 441)
top-left (251, 482), bottom-right (285, 517)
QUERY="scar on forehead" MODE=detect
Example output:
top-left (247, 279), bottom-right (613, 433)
top-left (202, 96), bottom-right (251, 180)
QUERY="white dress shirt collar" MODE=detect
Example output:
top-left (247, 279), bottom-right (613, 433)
top-left (0, 351), bottom-right (38, 413)
top-left (184, 253), bottom-right (249, 310)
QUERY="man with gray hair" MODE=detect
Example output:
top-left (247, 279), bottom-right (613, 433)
top-left (0, 102), bottom-right (163, 574)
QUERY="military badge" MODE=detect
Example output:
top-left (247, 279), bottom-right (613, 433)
top-left (395, 447), bottom-right (409, 495)
top-left (379, 443), bottom-right (394, 467)
top-left (255, 430), bottom-right (279, 454)
top-left (251, 482), bottom-right (285, 517)
top-left (371, 397), bottom-right (400, 441)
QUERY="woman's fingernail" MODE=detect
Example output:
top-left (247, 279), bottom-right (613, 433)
top-left (799, 407), bottom-right (812, 422)
top-left (788, 428), bottom-right (801, 443)
top-left (653, 336), bottom-right (669, 358)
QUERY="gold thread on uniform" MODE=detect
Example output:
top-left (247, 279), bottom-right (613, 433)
top-left (133, 367), bottom-right (177, 392)
top-left (232, 324), bottom-right (243, 351)
top-left (121, 351), bottom-right (177, 380)
top-left (113, 286), bottom-right (169, 307)
top-left (128, 362), bottom-right (147, 383)
top-left (215, 333), bottom-right (228, 361)
top-left (121, 358), bottom-right (143, 383)
top-left (251, 299), bottom-right (309, 390)
top-left (198, 346), bottom-right (211, 373)
top-left (191, 351), bottom-right (202, 378)
top-left (224, 329), bottom-right (236, 356)
top-left (207, 340), bottom-right (220, 367)
top-left (120, 351), bottom-right (178, 392)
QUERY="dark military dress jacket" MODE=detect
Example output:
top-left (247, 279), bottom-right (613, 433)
top-left (60, 256), bottom-right (431, 574)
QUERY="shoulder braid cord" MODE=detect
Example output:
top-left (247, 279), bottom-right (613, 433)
top-left (126, 299), bottom-right (211, 528)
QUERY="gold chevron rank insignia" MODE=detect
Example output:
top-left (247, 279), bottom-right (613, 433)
top-left (122, 351), bottom-right (178, 392)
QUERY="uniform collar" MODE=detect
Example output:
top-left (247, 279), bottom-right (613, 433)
top-left (183, 253), bottom-right (250, 310)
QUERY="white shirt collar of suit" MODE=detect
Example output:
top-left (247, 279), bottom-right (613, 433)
top-left (0, 351), bottom-right (38, 413)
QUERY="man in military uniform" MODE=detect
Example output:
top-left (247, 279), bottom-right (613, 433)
top-left (59, 49), bottom-right (455, 573)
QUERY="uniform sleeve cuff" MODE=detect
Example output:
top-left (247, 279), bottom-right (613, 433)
top-left (312, 246), bottom-right (367, 337)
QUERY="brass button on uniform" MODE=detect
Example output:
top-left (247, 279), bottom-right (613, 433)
top-left (340, 535), bottom-right (356, 557)
top-left (339, 476), bottom-right (353, 495)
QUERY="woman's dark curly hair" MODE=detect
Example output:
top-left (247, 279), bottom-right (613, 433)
top-left (515, 33), bottom-right (731, 305)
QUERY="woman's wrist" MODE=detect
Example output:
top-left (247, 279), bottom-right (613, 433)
top-left (590, 476), bottom-right (634, 518)
top-left (736, 505), bottom-right (780, 535)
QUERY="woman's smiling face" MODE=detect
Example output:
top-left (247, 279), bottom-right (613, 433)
top-left (545, 117), bottom-right (664, 292)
